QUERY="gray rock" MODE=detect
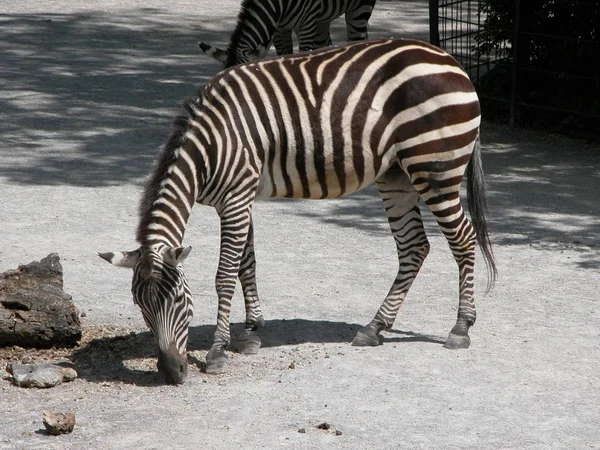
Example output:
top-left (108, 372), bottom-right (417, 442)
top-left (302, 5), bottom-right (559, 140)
top-left (0, 254), bottom-right (81, 347)
top-left (6, 362), bottom-right (78, 388)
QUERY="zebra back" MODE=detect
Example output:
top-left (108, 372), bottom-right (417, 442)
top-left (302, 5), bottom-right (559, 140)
top-left (191, 39), bottom-right (481, 202)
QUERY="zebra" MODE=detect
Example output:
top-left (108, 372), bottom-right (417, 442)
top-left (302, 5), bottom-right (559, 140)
top-left (99, 38), bottom-right (497, 384)
top-left (198, 0), bottom-right (377, 68)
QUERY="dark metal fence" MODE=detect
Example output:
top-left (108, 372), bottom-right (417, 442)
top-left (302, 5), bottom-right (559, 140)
top-left (429, 0), bottom-right (600, 136)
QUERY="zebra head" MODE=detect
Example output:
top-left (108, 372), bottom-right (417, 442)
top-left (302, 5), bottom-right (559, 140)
top-left (198, 42), bottom-right (228, 64)
top-left (98, 246), bottom-right (193, 385)
top-left (198, 41), bottom-right (268, 67)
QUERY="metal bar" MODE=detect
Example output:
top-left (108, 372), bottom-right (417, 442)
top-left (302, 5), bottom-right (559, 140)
top-left (476, 0), bottom-right (482, 83)
top-left (509, 0), bottom-right (521, 128)
top-left (511, 102), bottom-right (600, 119)
top-left (519, 31), bottom-right (600, 44)
top-left (518, 66), bottom-right (600, 81)
top-left (438, 16), bottom-right (478, 27)
top-left (430, 0), bottom-right (440, 46)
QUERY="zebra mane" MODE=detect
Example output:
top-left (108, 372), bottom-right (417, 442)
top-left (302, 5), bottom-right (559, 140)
top-left (136, 94), bottom-right (203, 246)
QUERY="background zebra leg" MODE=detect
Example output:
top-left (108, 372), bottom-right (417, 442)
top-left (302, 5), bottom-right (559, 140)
top-left (273, 30), bottom-right (293, 55)
top-left (205, 208), bottom-right (252, 374)
top-left (296, 22), bottom-right (318, 52)
top-left (353, 164), bottom-right (430, 346)
top-left (344, 0), bottom-right (376, 42)
top-left (314, 22), bottom-right (332, 48)
top-left (235, 218), bottom-right (265, 355)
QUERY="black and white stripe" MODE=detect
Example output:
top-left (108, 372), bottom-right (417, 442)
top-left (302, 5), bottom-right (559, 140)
top-left (101, 38), bottom-right (497, 382)
top-left (199, 0), bottom-right (377, 67)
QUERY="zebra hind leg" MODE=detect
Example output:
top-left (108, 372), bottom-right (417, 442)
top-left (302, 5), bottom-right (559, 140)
top-left (417, 172), bottom-right (478, 349)
top-left (353, 163), bottom-right (430, 346)
top-left (234, 218), bottom-right (265, 355)
top-left (438, 209), bottom-right (478, 349)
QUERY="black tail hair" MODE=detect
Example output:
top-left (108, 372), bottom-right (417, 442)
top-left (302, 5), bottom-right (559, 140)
top-left (466, 131), bottom-right (497, 293)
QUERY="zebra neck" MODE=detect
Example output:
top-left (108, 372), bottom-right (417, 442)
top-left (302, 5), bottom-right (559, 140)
top-left (137, 144), bottom-right (201, 248)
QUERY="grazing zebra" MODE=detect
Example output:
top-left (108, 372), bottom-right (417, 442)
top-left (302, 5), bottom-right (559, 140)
top-left (199, 0), bottom-right (377, 67)
top-left (99, 38), bottom-right (497, 384)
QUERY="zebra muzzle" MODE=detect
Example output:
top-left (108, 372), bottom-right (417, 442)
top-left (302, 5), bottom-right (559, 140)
top-left (157, 342), bottom-right (188, 385)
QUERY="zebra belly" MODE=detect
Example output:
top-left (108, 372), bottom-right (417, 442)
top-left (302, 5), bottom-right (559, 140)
top-left (254, 150), bottom-right (390, 200)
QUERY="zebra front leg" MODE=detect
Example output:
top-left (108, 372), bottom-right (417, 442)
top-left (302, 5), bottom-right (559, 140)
top-left (314, 22), bottom-right (332, 48)
top-left (234, 217), bottom-right (265, 355)
top-left (353, 164), bottom-right (430, 346)
top-left (205, 207), bottom-right (253, 374)
top-left (273, 30), bottom-right (293, 55)
top-left (296, 22), bottom-right (318, 52)
top-left (345, 0), bottom-right (376, 42)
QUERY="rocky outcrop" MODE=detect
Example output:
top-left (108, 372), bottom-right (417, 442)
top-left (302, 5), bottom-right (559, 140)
top-left (0, 254), bottom-right (81, 348)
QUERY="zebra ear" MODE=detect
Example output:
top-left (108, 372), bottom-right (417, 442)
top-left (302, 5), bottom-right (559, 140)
top-left (163, 246), bottom-right (192, 266)
top-left (198, 42), bottom-right (228, 63)
top-left (97, 251), bottom-right (140, 268)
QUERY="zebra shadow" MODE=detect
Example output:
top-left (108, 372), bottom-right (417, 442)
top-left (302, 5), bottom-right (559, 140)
top-left (71, 319), bottom-right (443, 386)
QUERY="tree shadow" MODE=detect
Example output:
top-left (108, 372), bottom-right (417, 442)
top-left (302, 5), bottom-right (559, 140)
top-left (0, 9), bottom-right (230, 187)
top-left (480, 124), bottom-right (600, 270)
top-left (70, 318), bottom-right (443, 385)
top-left (1, 1), bottom-right (429, 188)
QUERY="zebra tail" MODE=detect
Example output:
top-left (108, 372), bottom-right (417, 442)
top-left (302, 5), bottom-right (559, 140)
top-left (466, 130), bottom-right (498, 293)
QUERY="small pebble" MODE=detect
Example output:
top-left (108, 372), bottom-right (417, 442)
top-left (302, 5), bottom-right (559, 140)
top-left (42, 412), bottom-right (75, 435)
top-left (297, 428), bottom-right (306, 434)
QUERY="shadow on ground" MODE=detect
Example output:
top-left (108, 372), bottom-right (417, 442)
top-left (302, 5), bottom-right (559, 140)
top-left (0, 9), bottom-right (227, 186)
top-left (71, 319), bottom-right (443, 385)
top-left (0, 2), bottom-right (427, 187)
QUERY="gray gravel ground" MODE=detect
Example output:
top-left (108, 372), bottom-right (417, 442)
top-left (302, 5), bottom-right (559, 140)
top-left (1, 1), bottom-right (599, 449)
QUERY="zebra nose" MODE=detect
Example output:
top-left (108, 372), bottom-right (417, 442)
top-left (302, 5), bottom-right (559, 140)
top-left (157, 343), bottom-right (188, 385)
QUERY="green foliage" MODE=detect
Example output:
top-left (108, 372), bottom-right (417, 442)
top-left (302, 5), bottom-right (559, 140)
top-left (475, 0), bottom-right (599, 133)
top-left (475, 0), bottom-right (513, 59)
top-left (477, 0), bottom-right (599, 75)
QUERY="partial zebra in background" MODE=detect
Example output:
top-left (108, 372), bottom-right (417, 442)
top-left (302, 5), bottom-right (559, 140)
top-left (199, 0), bottom-right (377, 67)
top-left (100, 38), bottom-right (497, 384)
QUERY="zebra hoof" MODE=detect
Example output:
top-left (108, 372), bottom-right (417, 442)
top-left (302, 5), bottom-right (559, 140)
top-left (351, 326), bottom-right (382, 347)
top-left (235, 332), bottom-right (261, 355)
top-left (443, 333), bottom-right (471, 349)
top-left (205, 347), bottom-right (228, 374)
